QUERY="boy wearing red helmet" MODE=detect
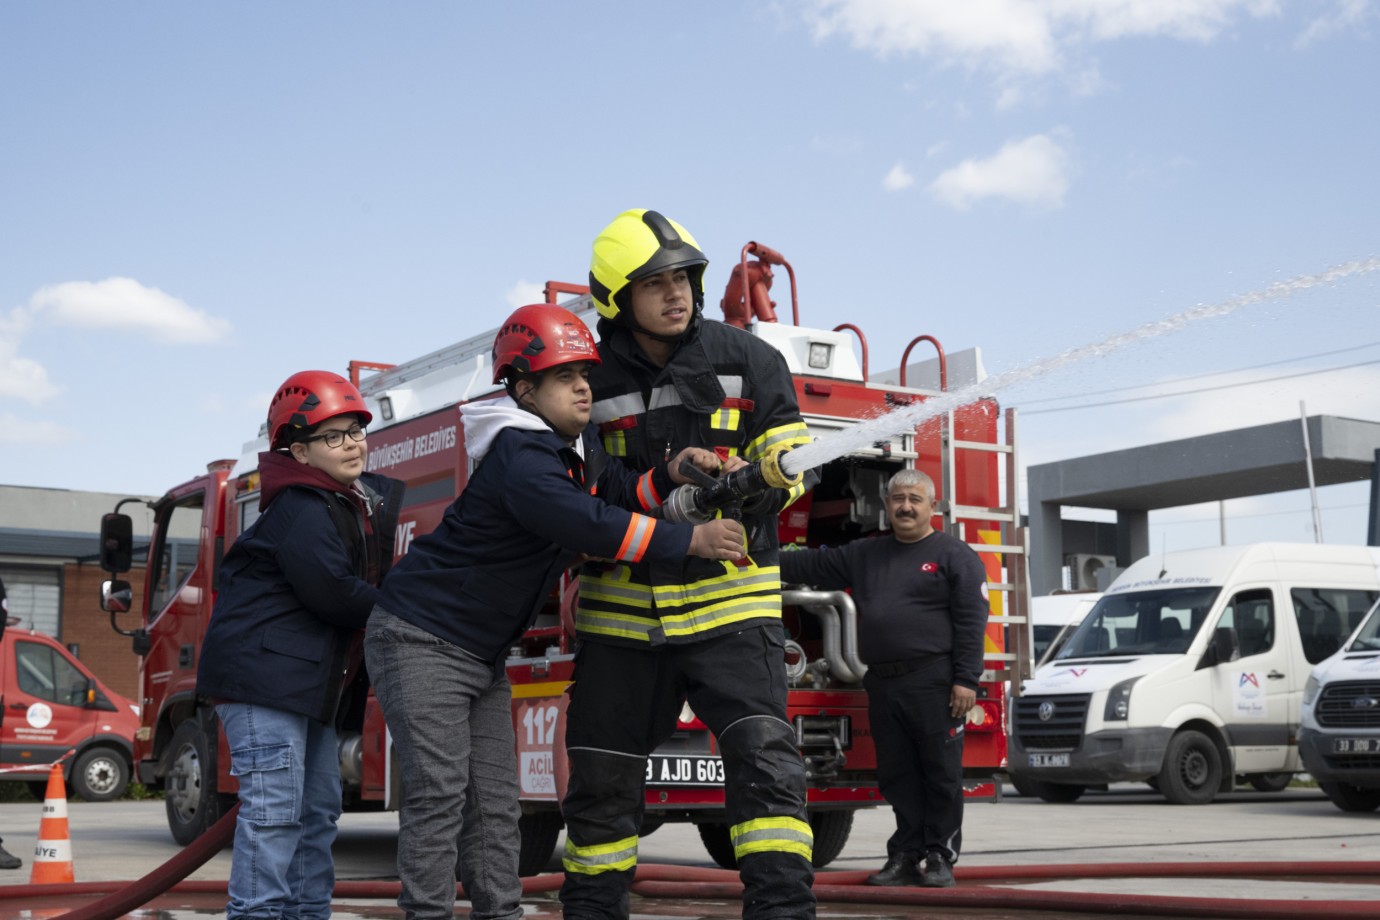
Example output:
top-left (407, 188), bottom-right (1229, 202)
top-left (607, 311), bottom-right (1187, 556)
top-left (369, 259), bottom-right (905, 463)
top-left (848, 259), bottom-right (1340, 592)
top-left (365, 304), bottom-right (743, 920)
top-left (198, 370), bottom-right (404, 920)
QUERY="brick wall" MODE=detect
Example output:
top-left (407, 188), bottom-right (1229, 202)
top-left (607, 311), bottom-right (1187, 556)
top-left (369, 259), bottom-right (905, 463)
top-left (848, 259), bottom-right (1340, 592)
top-left (59, 561), bottom-right (146, 702)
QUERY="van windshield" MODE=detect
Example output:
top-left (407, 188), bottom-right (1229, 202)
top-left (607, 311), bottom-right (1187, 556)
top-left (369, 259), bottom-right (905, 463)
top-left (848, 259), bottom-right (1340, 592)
top-left (1346, 600), bottom-right (1380, 652)
top-left (1053, 587), bottom-right (1221, 659)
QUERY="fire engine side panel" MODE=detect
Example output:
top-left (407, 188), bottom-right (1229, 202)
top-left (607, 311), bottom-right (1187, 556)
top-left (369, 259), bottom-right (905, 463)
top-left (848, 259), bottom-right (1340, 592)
top-left (363, 406), bottom-right (467, 556)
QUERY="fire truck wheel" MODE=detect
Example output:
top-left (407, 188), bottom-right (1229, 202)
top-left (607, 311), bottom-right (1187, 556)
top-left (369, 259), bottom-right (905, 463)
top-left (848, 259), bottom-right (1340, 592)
top-left (517, 811), bottom-right (563, 877)
top-left (71, 747), bottom-right (130, 802)
top-left (696, 822), bottom-right (737, 870)
top-left (808, 810), bottom-right (853, 868)
top-left (1157, 729), bottom-right (1222, 805)
top-left (166, 717), bottom-right (235, 846)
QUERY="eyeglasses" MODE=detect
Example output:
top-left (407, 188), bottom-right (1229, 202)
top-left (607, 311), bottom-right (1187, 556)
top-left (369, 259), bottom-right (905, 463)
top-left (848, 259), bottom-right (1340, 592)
top-left (302, 424), bottom-right (367, 448)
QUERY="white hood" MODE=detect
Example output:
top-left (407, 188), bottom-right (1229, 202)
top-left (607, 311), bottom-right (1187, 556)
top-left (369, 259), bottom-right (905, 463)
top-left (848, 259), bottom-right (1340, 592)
top-left (460, 396), bottom-right (585, 462)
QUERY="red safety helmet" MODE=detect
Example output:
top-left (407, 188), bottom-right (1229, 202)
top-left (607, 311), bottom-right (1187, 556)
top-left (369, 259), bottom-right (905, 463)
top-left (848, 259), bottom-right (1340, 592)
top-left (267, 370), bottom-right (373, 449)
top-left (492, 304), bottom-right (600, 385)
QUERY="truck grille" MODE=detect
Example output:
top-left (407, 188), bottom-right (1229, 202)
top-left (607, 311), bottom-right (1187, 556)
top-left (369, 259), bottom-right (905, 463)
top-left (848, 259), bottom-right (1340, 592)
top-left (1013, 694), bottom-right (1091, 751)
top-left (1316, 680), bottom-right (1380, 729)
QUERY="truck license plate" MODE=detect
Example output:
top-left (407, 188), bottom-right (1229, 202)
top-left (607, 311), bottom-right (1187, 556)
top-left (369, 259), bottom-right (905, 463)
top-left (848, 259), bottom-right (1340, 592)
top-left (1331, 737), bottom-right (1380, 754)
top-left (1028, 753), bottom-right (1070, 768)
top-left (646, 754), bottom-right (725, 786)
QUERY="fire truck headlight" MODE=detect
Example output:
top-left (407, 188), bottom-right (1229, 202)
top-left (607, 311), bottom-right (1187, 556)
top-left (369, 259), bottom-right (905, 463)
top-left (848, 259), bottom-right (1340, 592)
top-left (807, 342), bottom-right (833, 370)
top-left (1103, 676), bottom-right (1142, 722)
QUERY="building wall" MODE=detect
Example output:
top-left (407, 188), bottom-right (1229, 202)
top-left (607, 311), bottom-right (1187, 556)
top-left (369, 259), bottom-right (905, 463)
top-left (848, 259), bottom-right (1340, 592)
top-left (59, 562), bottom-right (147, 702)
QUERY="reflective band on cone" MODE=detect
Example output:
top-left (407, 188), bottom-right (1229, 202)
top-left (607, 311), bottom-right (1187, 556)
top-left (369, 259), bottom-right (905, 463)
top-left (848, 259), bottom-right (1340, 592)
top-left (30, 762), bottom-right (75, 884)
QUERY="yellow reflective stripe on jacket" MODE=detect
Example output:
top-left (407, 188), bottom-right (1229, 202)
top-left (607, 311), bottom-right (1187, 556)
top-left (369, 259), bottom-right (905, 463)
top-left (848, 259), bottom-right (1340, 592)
top-left (711, 407), bottom-right (741, 430)
top-left (661, 594), bottom-right (782, 639)
top-left (649, 565), bottom-right (780, 608)
top-left (579, 566), bottom-right (655, 608)
top-left (572, 609), bottom-right (663, 642)
top-left (563, 835), bottom-right (639, 875)
top-left (744, 420), bottom-right (811, 460)
top-left (731, 816), bottom-right (814, 860)
top-left (604, 430), bottom-right (627, 457)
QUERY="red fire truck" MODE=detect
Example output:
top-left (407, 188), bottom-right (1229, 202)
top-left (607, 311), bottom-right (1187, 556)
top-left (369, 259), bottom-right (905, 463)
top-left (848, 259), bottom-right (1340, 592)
top-left (97, 243), bottom-right (1029, 874)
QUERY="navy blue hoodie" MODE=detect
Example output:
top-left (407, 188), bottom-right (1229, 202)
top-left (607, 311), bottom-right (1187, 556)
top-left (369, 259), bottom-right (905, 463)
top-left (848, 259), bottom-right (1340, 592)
top-left (198, 451), bottom-right (403, 723)
top-left (377, 397), bottom-right (695, 670)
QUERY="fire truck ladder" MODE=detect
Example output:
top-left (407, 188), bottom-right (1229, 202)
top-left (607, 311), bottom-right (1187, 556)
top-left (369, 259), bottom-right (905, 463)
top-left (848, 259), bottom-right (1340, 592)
top-left (939, 406), bottom-right (1032, 698)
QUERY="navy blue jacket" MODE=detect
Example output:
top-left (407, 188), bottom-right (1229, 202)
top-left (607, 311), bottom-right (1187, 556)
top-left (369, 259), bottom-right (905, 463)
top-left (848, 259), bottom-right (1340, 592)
top-left (198, 458), bottom-right (403, 723)
top-left (377, 423), bottom-right (694, 670)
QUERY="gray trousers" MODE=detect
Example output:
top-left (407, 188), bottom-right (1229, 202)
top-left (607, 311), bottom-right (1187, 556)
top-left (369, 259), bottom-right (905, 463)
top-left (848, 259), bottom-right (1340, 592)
top-left (364, 607), bottom-right (523, 920)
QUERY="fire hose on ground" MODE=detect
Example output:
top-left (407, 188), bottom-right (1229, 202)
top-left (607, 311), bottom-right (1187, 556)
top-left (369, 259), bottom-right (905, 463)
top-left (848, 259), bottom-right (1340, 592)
top-left (11, 853), bottom-right (1380, 920)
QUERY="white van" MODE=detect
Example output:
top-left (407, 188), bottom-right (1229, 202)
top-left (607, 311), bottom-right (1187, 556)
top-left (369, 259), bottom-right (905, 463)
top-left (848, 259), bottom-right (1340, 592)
top-left (1031, 592), bottom-right (1101, 667)
top-left (1008, 543), bottom-right (1380, 805)
top-left (1298, 596), bottom-right (1380, 812)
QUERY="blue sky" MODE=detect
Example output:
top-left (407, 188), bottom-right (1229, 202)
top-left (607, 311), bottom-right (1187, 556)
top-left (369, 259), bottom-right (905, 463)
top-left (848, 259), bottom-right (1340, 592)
top-left (3, 1), bottom-right (1378, 562)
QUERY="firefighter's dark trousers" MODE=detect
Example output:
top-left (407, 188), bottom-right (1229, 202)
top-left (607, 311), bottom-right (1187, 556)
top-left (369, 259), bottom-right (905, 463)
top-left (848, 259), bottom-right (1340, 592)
top-left (864, 655), bottom-right (966, 863)
top-left (559, 628), bottom-right (816, 920)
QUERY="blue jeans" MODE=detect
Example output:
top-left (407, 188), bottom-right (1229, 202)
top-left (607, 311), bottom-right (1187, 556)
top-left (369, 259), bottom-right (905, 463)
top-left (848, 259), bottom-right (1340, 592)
top-left (216, 702), bottom-right (342, 920)
top-left (364, 607), bottom-right (523, 920)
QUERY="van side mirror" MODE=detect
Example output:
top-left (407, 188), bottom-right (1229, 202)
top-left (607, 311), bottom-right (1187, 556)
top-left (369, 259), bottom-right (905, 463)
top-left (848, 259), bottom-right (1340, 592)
top-left (101, 579), bottom-right (133, 614)
top-left (99, 513), bottom-right (134, 573)
top-left (1200, 626), bottom-right (1240, 669)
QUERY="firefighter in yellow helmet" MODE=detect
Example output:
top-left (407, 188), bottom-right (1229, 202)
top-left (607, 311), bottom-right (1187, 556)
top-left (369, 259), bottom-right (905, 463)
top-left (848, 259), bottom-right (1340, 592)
top-left (560, 210), bottom-right (819, 920)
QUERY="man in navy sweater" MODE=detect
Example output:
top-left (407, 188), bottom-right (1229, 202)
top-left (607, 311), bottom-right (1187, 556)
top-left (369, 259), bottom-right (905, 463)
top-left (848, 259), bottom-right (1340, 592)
top-left (779, 468), bottom-right (989, 888)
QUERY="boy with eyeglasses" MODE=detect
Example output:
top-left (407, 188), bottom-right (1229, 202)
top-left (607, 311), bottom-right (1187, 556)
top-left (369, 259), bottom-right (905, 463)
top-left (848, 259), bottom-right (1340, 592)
top-left (198, 370), bottom-right (404, 920)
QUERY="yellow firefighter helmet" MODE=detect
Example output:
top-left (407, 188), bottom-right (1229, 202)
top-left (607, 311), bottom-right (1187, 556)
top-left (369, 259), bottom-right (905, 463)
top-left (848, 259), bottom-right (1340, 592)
top-left (588, 209), bottom-right (709, 322)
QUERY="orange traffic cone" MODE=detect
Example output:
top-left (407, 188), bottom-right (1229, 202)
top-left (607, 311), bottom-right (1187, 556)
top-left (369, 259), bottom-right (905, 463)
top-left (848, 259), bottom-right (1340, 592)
top-left (29, 763), bottom-right (74, 884)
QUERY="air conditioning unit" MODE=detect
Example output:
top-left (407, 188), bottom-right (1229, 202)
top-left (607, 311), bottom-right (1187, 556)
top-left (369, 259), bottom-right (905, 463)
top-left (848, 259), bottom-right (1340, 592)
top-left (1065, 554), bottom-right (1117, 591)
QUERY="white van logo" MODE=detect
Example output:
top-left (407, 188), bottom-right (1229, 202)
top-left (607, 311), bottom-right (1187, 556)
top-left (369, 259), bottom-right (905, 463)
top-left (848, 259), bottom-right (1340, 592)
top-left (26, 703), bottom-right (53, 729)
top-left (1353, 697), bottom-right (1380, 710)
top-left (1038, 701), bottom-right (1056, 722)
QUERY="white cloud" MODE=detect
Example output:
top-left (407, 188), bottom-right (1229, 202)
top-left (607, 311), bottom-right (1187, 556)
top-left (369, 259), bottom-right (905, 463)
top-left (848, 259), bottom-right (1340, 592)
top-left (1295, 0), bottom-right (1373, 48)
top-left (27, 277), bottom-right (230, 344)
top-left (0, 412), bottom-right (77, 446)
top-left (929, 132), bottom-right (1071, 210)
top-left (882, 161), bottom-right (916, 191)
top-left (802, 0), bottom-right (1280, 82)
top-left (505, 280), bottom-right (547, 309)
top-left (0, 337), bottom-right (61, 405)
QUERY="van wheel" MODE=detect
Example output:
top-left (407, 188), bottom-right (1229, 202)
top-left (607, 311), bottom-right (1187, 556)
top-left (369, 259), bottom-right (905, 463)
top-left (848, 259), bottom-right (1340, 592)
top-left (1158, 730), bottom-right (1221, 805)
top-left (72, 748), bottom-right (129, 802)
top-left (517, 811), bottom-right (563, 876)
top-left (165, 718), bottom-right (235, 846)
top-left (1027, 780), bottom-right (1085, 803)
top-left (1245, 772), bottom-right (1292, 793)
top-left (1319, 781), bottom-right (1380, 812)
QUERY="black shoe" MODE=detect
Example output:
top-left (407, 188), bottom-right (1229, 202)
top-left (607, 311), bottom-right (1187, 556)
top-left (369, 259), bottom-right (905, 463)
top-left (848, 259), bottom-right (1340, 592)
top-left (866, 853), bottom-right (923, 887)
top-left (921, 851), bottom-right (955, 888)
top-left (0, 842), bottom-right (21, 870)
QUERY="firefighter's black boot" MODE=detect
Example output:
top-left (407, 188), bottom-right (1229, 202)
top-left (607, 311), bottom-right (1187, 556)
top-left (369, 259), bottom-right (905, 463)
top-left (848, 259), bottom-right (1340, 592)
top-left (718, 715), bottom-right (816, 919)
top-left (560, 748), bottom-right (648, 920)
top-left (0, 838), bottom-right (20, 870)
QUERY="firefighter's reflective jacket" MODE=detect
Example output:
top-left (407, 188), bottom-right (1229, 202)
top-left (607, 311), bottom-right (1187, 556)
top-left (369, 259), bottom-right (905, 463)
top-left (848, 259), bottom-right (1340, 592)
top-left (578, 317), bottom-right (816, 646)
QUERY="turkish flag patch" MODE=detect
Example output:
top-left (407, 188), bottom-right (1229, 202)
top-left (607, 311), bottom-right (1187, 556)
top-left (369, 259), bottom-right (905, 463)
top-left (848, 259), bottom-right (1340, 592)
top-left (921, 562), bottom-right (938, 573)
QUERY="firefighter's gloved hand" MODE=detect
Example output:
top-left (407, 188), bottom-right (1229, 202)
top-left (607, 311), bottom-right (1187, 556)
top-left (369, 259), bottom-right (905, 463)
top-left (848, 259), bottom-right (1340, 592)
top-left (688, 519), bottom-right (746, 561)
top-left (662, 484), bottom-right (713, 524)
